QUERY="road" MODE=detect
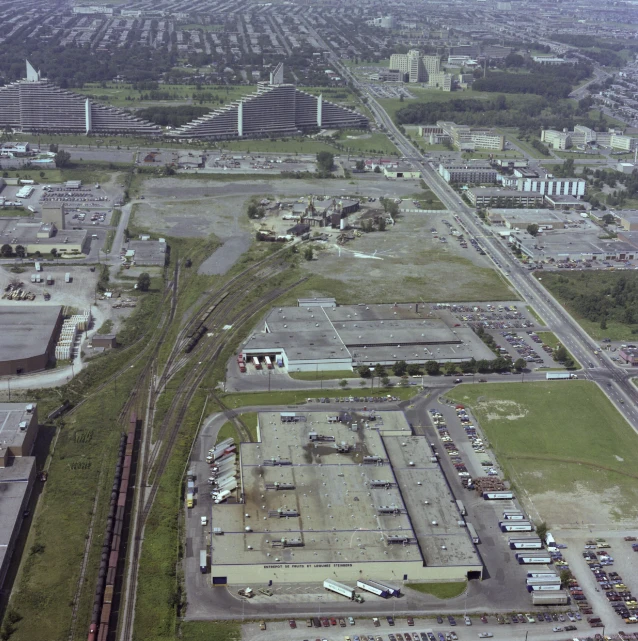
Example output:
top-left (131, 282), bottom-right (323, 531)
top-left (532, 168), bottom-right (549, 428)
top-left (311, 49), bottom-right (638, 432)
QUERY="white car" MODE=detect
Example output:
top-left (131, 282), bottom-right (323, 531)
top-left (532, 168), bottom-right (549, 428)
top-left (464, 616), bottom-right (472, 626)
top-left (200, 516), bottom-right (207, 526)
top-left (478, 634), bottom-right (493, 639)
top-left (552, 627), bottom-right (563, 632)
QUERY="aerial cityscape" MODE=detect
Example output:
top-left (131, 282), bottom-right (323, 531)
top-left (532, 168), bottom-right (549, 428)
top-left (0, 1), bottom-right (638, 641)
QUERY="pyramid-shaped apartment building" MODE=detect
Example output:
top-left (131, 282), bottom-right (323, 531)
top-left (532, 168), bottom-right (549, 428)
top-left (0, 61), bottom-right (161, 136)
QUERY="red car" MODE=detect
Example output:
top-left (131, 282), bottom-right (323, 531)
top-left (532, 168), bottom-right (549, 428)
top-left (330, 618), bottom-right (337, 626)
top-left (289, 620), bottom-right (296, 629)
top-left (407, 617), bottom-right (414, 626)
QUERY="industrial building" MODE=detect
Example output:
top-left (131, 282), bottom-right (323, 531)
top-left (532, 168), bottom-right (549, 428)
top-left (241, 301), bottom-right (494, 372)
top-left (169, 64), bottom-right (367, 141)
top-left (0, 403), bottom-right (38, 591)
top-left (0, 62), bottom-right (161, 136)
top-left (0, 218), bottom-right (87, 256)
top-left (0, 306), bottom-right (63, 375)
top-left (207, 410), bottom-right (483, 586)
top-left (487, 208), bottom-right (566, 230)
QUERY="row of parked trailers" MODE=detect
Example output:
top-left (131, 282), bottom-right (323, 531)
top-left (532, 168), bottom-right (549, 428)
top-left (356, 579), bottom-right (401, 599)
top-left (88, 412), bottom-right (136, 641)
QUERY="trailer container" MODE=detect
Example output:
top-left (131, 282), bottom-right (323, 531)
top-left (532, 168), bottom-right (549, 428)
top-left (35, 261), bottom-right (41, 272)
top-left (527, 569), bottom-right (557, 579)
top-left (527, 584), bottom-right (562, 592)
top-left (214, 489), bottom-right (231, 503)
top-left (264, 356), bottom-right (273, 369)
top-left (483, 491), bottom-right (514, 500)
top-left (357, 580), bottom-right (388, 598)
top-left (252, 356), bottom-right (261, 370)
top-left (215, 478), bottom-right (237, 493)
top-left (509, 537), bottom-right (543, 549)
top-left (466, 522), bottom-right (480, 544)
top-left (516, 553), bottom-right (552, 564)
top-left (456, 499), bottom-right (467, 516)
top-left (500, 521), bottom-right (533, 532)
top-left (526, 577), bottom-right (561, 587)
top-left (200, 550), bottom-right (208, 573)
top-left (65, 272), bottom-right (71, 283)
top-left (324, 579), bottom-right (362, 601)
top-left (532, 591), bottom-right (569, 605)
top-left (546, 372), bottom-right (578, 380)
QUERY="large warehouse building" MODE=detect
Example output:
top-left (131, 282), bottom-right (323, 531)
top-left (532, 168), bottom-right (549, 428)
top-left (0, 61), bottom-right (161, 136)
top-left (169, 64), bottom-right (368, 141)
top-left (0, 306), bottom-right (63, 375)
top-left (0, 403), bottom-right (38, 591)
top-left (207, 410), bottom-right (483, 586)
top-left (241, 301), bottom-right (494, 371)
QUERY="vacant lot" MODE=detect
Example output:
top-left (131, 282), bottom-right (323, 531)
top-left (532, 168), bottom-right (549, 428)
top-left (447, 382), bottom-right (638, 527)
top-left (539, 271), bottom-right (638, 341)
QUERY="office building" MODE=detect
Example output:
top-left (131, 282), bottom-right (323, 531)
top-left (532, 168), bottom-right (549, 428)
top-left (0, 62), bottom-right (161, 136)
top-left (169, 64), bottom-right (367, 141)
top-left (438, 163), bottom-right (498, 184)
top-left (388, 52), bottom-right (451, 89)
top-left (541, 126), bottom-right (637, 151)
top-left (467, 188), bottom-right (544, 207)
top-left (431, 121), bottom-right (504, 151)
top-left (502, 168), bottom-right (586, 198)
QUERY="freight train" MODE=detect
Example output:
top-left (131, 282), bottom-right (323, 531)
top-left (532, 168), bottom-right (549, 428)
top-left (88, 412), bottom-right (137, 641)
top-left (184, 292), bottom-right (229, 353)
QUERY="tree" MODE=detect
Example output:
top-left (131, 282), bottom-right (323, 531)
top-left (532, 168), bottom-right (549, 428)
top-left (137, 272), bottom-right (151, 291)
top-left (381, 376), bottom-right (390, 388)
top-left (355, 160), bottom-right (365, 171)
top-left (554, 345), bottom-right (568, 362)
top-left (39, 171), bottom-right (45, 179)
top-left (378, 216), bottom-right (387, 232)
top-left (600, 318), bottom-right (607, 330)
top-left (54, 150), bottom-right (72, 168)
top-left (602, 213), bottom-right (615, 226)
top-left (49, 143), bottom-right (59, 153)
top-left (406, 363), bottom-right (422, 376)
top-left (536, 521), bottom-right (548, 542)
top-left (443, 361), bottom-right (457, 376)
top-left (1, 244), bottom-right (13, 257)
top-left (14, 245), bottom-right (25, 258)
top-left (374, 363), bottom-right (386, 379)
top-left (513, 357), bottom-right (526, 371)
top-left (527, 223), bottom-right (539, 237)
top-left (373, 165), bottom-right (381, 174)
top-left (303, 247), bottom-right (314, 261)
top-left (316, 151), bottom-right (334, 173)
top-left (392, 360), bottom-right (407, 376)
top-left (424, 360), bottom-right (440, 375)
top-left (50, 248), bottom-right (58, 258)
top-left (339, 379), bottom-right (348, 388)
top-left (358, 366), bottom-right (371, 378)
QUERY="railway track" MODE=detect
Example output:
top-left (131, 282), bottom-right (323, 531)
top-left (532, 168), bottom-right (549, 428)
top-left (118, 273), bottom-right (309, 641)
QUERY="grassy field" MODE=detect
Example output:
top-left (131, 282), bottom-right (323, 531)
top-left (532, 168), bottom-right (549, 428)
top-left (461, 150), bottom-right (522, 160)
top-left (334, 130), bottom-right (399, 156)
top-left (497, 128), bottom-right (549, 160)
top-left (539, 271), bottom-right (638, 341)
top-left (405, 188), bottom-right (446, 210)
top-left (537, 332), bottom-right (581, 369)
top-left (406, 582), bottom-right (467, 599)
top-left (181, 622), bottom-right (241, 641)
top-left (553, 150), bottom-right (602, 160)
top-left (216, 412), bottom-right (259, 444)
top-left (217, 138), bottom-right (335, 155)
top-left (447, 382), bottom-right (638, 523)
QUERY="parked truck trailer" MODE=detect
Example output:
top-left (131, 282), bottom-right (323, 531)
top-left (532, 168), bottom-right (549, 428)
top-left (532, 590), bottom-right (569, 605)
top-left (323, 579), bottom-right (363, 602)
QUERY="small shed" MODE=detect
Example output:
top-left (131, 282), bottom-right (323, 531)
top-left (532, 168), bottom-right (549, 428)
top-left (92, 334), bottom-right (117, 349)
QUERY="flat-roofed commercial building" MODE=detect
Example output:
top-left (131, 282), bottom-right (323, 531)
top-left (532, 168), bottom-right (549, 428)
top-left (0, 403), bottom-right (38, 591)
top-left (242, 302), bottom-right (494, 372)
top-left (439, 163), bottom-right (497, 184)
top-left (487, 208), bottom-right (566, 230)
top-left (0, 306), bottom-right (63, 375)
top-left (205, 411), bottom-right (483, 586)
top-left (0, 219), bottom-right (87, 255)
top-left (502, 169), bottom-right (586, 199)
top-left (436, 121), bottom-right (504, 151)
top-left (541, 126), bottom-right (636, 151)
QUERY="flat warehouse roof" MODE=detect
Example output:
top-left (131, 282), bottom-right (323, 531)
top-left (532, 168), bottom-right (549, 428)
top-left (0, 404), bottom-right (37, 452)
top-left (0, 306), bottom-right (61, 361)
top-left (210, 411), bottom-right (480, 573)
top-left (246, 303), bottom-right (494, 364)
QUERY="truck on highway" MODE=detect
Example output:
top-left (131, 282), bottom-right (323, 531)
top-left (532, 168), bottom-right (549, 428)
top-left (546, 372), bottom-right (578, 380)
top-left (323, 579), bottom-right (364, 602)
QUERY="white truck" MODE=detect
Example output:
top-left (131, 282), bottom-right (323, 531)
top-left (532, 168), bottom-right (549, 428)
top-left (64, 273), bottom-right (71, 283)
top-left (213, 489), bottom-right (231, 504)
top-left (323, 579), bottom-right (364, 602)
